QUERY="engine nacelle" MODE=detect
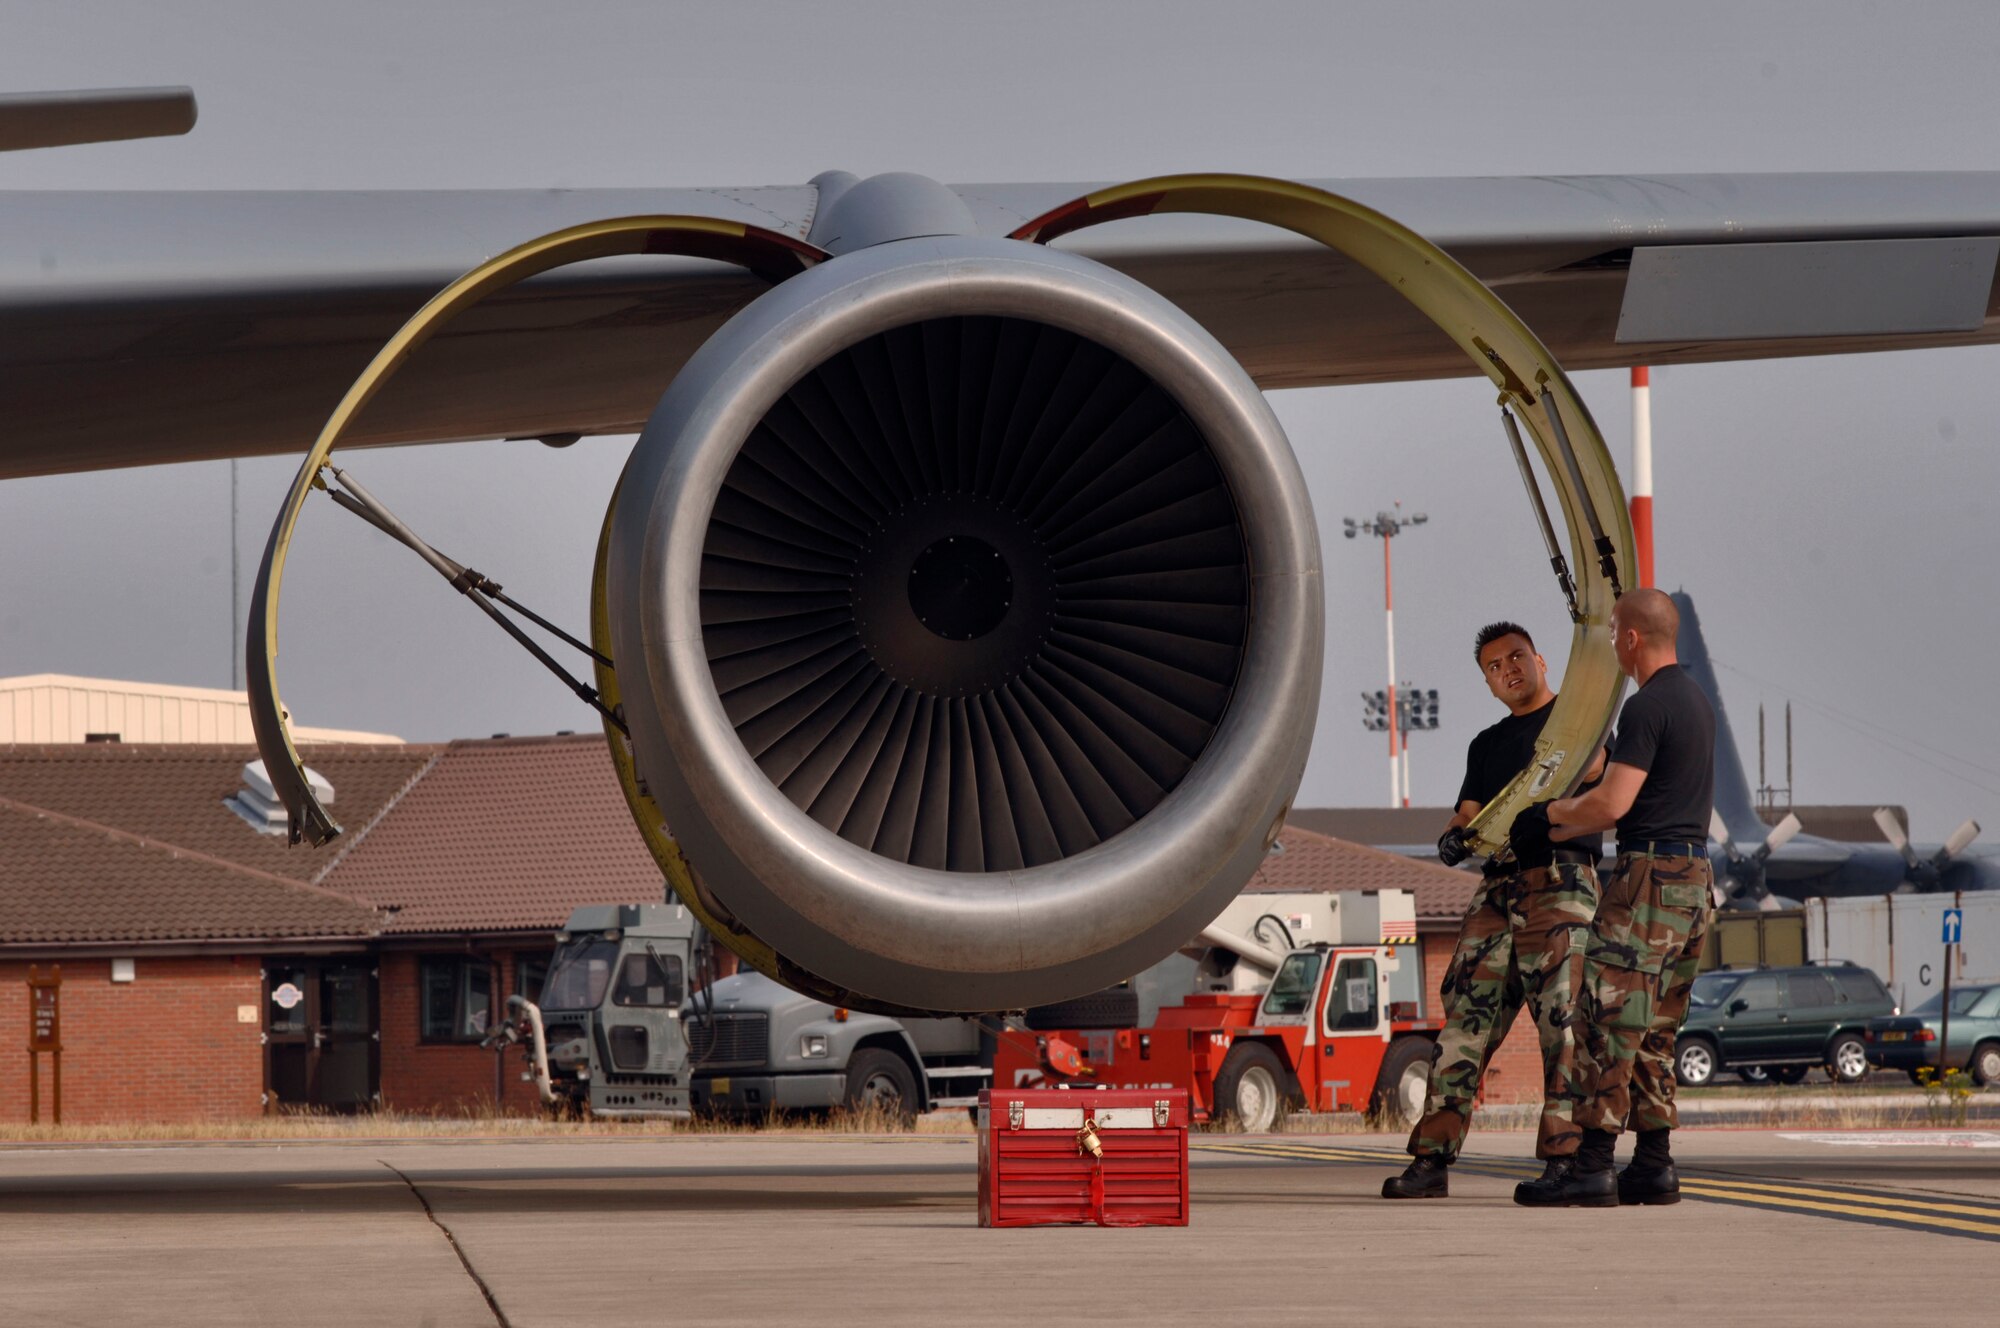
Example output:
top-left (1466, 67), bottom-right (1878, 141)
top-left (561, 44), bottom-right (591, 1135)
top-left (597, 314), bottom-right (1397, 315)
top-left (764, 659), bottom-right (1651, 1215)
top-left (606, 234), bottom-right (1321, 1011)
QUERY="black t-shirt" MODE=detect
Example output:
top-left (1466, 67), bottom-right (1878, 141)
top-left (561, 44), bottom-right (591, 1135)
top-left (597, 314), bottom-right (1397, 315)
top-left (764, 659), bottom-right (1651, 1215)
top-left (1608, 663), bottom-right (1716, 843)
top-left (1457, 698), bottom-right (1603, 860)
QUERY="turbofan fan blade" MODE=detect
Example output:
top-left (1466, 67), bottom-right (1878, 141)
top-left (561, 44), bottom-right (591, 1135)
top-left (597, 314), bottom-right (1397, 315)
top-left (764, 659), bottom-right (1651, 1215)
top-left (1873, 807), bottom-right (1920, 866)
top-left (1940, 818), bottom-right (1982, 861)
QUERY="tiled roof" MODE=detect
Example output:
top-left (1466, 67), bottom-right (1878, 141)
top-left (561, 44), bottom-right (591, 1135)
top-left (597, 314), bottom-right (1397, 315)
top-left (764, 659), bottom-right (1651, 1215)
top-left (0, 743), bottom-right (437, 881)
top-left (1245, 825), bottom-right (1476, 924)
top-left (0, 735), bottom-right (1464, 947)
top-left (1286, 806), bottom-right (1457, 848)
top-left (320, 734), bottom-right (664, 934)
top-left (0, 796), bottom-right (380, 944)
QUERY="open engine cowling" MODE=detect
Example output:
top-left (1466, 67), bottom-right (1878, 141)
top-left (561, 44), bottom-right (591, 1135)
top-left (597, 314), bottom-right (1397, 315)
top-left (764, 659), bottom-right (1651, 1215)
top-left (607, 235), bottom-right (1322, 1011)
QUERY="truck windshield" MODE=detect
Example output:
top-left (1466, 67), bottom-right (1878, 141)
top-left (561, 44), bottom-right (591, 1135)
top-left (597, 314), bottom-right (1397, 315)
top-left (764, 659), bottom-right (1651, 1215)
top-left (541, 939), bottom-right (617, 1011)
top-left (1262, 952), bottom-right (1323, 1017)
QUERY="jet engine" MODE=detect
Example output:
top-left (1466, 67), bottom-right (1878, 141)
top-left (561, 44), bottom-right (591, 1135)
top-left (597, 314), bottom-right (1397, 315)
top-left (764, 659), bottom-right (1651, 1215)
top-left (606, 236), bottom-right (1321, 1011)
top-left (248, 173), bottom-right (1630, 1018)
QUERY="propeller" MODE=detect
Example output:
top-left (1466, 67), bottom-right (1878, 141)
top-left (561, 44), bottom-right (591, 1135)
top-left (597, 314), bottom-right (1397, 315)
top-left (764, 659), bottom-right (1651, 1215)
top-left (1710, 808), bottom-right (1804, 910)
top-left (1872, 807), bottom-right (1981, 891)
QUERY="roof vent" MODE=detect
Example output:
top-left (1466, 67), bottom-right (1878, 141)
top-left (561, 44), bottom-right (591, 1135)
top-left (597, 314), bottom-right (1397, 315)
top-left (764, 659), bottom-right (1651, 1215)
top-left (225, 759), bottom-right (333, 835)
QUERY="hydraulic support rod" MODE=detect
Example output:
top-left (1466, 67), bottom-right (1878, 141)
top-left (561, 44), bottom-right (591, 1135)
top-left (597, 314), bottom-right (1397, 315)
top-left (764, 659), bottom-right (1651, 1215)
top-left (325, 481), bottom-right (610, 667)
top-left (1539, 389), bottom-right (1624, 596)
top-left (327, 467), bottom-right (626, 734)
top-left (1501, 407), bottom-right (1582, 622)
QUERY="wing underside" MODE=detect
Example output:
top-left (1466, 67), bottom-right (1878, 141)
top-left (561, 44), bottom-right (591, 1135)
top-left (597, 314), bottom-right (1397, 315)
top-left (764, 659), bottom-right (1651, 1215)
top-left (4, 172), bottom-right (1999, 479)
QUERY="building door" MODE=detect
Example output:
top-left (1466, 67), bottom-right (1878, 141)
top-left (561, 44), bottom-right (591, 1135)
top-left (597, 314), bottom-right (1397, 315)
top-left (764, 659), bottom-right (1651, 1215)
top-left (264, 959), bottom-right (379, 1112)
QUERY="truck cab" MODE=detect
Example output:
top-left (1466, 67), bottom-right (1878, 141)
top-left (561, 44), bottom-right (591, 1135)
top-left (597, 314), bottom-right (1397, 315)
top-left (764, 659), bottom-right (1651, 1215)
top-left (1251, 943), bottom-right (1432, 1121)
top-left (518, 902), bottom-right (699, 1119)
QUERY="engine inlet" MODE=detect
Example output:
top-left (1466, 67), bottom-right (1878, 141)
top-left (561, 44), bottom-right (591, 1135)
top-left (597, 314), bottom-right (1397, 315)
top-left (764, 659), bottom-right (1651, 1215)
top-left (703, 315), bottom-right (1248, 873)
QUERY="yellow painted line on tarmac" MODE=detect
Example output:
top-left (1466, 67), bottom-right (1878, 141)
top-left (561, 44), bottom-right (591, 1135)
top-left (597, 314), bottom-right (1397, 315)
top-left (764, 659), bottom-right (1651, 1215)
top-left (1674, 1174), bottom-right (2000, 1222)
top-left (1194, 1139), bottom-right (2000, 1240)
top-left (1671, 1186), bottom-right (2000, 1239)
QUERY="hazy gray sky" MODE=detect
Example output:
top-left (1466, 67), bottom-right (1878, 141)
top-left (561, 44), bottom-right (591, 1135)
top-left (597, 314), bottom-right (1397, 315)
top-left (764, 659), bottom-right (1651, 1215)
top-left (4, 0), bottom-right (1999, 840)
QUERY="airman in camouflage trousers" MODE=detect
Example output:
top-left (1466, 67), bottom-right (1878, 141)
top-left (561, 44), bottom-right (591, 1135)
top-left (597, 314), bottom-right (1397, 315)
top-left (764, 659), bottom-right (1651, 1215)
top-left (1408, 858), bottom-right (1599, 1161)
top-left (1574, 851), bottom-right (1714, 1133)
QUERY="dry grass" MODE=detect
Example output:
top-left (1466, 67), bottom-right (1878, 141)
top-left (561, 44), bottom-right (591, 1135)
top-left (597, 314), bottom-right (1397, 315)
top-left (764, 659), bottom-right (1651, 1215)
top-left (1268, 1111), bottom-right (1400, 1135)
top-left (5, 1083), bottom-right (1991, 1147)
top-left (0, 1101), bottom-right (977, 1147)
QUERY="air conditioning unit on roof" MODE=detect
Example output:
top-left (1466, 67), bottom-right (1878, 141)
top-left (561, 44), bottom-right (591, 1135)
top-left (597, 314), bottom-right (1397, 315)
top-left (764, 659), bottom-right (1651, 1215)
top-left (225, 759), bottom-right (333, 835)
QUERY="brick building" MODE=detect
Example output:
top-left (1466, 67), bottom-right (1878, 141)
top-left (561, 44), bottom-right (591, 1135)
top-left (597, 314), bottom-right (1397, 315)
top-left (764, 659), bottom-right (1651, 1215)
top-left (2, 734), bottom-right (1523, 1123)
top-left (0, 736), bottom-right (663, 1122)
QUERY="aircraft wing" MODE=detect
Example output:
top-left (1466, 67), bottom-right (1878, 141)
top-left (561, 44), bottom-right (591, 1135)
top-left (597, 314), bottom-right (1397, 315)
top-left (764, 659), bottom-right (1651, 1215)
top-left (5, 171), bottom-right (2000, 479)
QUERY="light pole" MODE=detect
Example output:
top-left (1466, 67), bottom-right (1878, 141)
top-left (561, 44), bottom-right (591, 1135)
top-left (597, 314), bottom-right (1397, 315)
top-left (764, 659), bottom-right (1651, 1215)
top-left (1363, 685), bottom-right (1439, 807)
top-left (1344, 504), bottom-right (1427, 807)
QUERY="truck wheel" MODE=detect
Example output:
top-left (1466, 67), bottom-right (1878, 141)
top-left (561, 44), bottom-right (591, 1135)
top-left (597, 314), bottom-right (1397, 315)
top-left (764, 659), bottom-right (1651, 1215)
top-left (1023, 986), bottom-right (1139, 1031)
top-left (843, 1049), bottom-right (919, 1126)
top-left (1368, 1037), bottom-right (1434, 1128)
top-left (1214, 1043), bottom-right (1289, 1134)
top-left (1827, 1034), bottom-right (1869, 1085)
top-left (1971, 1042), bottom-right (2000, 1087)
top-left (1674, 1038), bottom-right (1717, 1087)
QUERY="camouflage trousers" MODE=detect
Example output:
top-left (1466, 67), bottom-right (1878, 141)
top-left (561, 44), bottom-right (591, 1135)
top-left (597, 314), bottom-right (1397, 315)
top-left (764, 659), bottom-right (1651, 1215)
top-left (1408, 861), bottom-right (1599, 1161)
top-left (1575, 852), bottom-right (1714, 1134)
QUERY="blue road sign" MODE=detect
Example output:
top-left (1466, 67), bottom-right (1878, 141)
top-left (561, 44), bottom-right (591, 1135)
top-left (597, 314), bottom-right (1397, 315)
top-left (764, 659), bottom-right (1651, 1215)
top-left (1943, 908), bottom-right (1964, 945)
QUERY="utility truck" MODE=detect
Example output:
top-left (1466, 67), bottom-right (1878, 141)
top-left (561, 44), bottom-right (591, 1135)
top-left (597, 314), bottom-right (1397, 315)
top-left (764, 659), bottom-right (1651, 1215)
top-left (499, 902), bottom-right (702, 1118)
top-left (994, 890), bottom-right (1440, 1132)
top-left (501, 902), bottom-right (988, 1121)
top-left (684, 972), bottom-right (989, 1121)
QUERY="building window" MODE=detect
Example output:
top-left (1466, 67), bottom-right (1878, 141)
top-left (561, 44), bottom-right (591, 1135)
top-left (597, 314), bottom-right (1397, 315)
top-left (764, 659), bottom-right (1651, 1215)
top-left (516, 952), bottom-right (552, 1006)
top-left (420, 957), bottom-right (494, 1042)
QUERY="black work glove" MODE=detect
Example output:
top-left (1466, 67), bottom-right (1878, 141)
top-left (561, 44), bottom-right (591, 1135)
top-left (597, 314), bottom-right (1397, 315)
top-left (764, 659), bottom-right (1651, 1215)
top-left (1508, 803), bottom-right (1555, 866)
top-left (1437, 827), bottom-right (1473, 867)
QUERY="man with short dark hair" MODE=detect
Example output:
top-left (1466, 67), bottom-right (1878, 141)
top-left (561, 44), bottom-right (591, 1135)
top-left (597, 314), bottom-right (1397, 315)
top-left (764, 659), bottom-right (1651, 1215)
top-left (1515, 588), bottom-right (1715, 1208)
top-left (1380, 621), bottom-right (1602, 1199)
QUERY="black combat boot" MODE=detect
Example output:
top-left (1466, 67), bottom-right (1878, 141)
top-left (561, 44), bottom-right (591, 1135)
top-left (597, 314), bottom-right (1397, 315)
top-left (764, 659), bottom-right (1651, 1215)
top-left (1514, 1129), bottom-right (1618, 1207)
top-left (1381, 1154), bottom-right (1449, 1199)
top-left (1618, 1128), bottom-right (1681, 1205)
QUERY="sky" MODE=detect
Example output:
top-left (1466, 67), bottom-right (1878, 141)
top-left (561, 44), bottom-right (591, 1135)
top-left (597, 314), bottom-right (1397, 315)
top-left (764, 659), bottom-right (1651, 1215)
top-left (3, 0), bottom-right (1999, 841)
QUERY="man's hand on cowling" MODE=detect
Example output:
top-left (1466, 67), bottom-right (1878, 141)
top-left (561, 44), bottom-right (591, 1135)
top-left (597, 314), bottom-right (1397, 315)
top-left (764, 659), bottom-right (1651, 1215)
top-left (1508, 803), bottom-right (1554, 862)
top-left (1437, 827), bottom-right (1473, 867)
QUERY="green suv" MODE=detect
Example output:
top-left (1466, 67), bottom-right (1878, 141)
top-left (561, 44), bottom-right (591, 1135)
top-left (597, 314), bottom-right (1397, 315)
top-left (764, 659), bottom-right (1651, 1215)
top-left (1674, 963), bottom-right (1897, 1087)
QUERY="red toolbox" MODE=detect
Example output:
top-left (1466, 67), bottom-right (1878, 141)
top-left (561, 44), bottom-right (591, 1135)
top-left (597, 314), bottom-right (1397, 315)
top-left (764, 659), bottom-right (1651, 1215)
top-left (977, 1088), bottom-right (1189, 1227)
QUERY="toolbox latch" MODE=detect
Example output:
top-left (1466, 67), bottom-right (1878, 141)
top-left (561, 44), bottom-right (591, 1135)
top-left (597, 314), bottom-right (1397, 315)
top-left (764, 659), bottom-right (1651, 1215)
top-left (1007, 1099), bottom-right (1024, 1130)
top-left (1153, 1099), bottom-right (1171, 1127)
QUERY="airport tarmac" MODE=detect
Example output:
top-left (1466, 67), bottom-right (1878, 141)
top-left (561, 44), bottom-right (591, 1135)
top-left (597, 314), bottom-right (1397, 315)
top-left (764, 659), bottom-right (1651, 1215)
top-left (3, 1127), bottom-right (1996, 1327)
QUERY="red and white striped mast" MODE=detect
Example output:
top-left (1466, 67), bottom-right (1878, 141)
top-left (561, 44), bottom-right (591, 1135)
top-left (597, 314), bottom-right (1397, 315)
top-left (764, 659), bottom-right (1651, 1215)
top-left (1630, 366), bottom-right (1655, 588)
